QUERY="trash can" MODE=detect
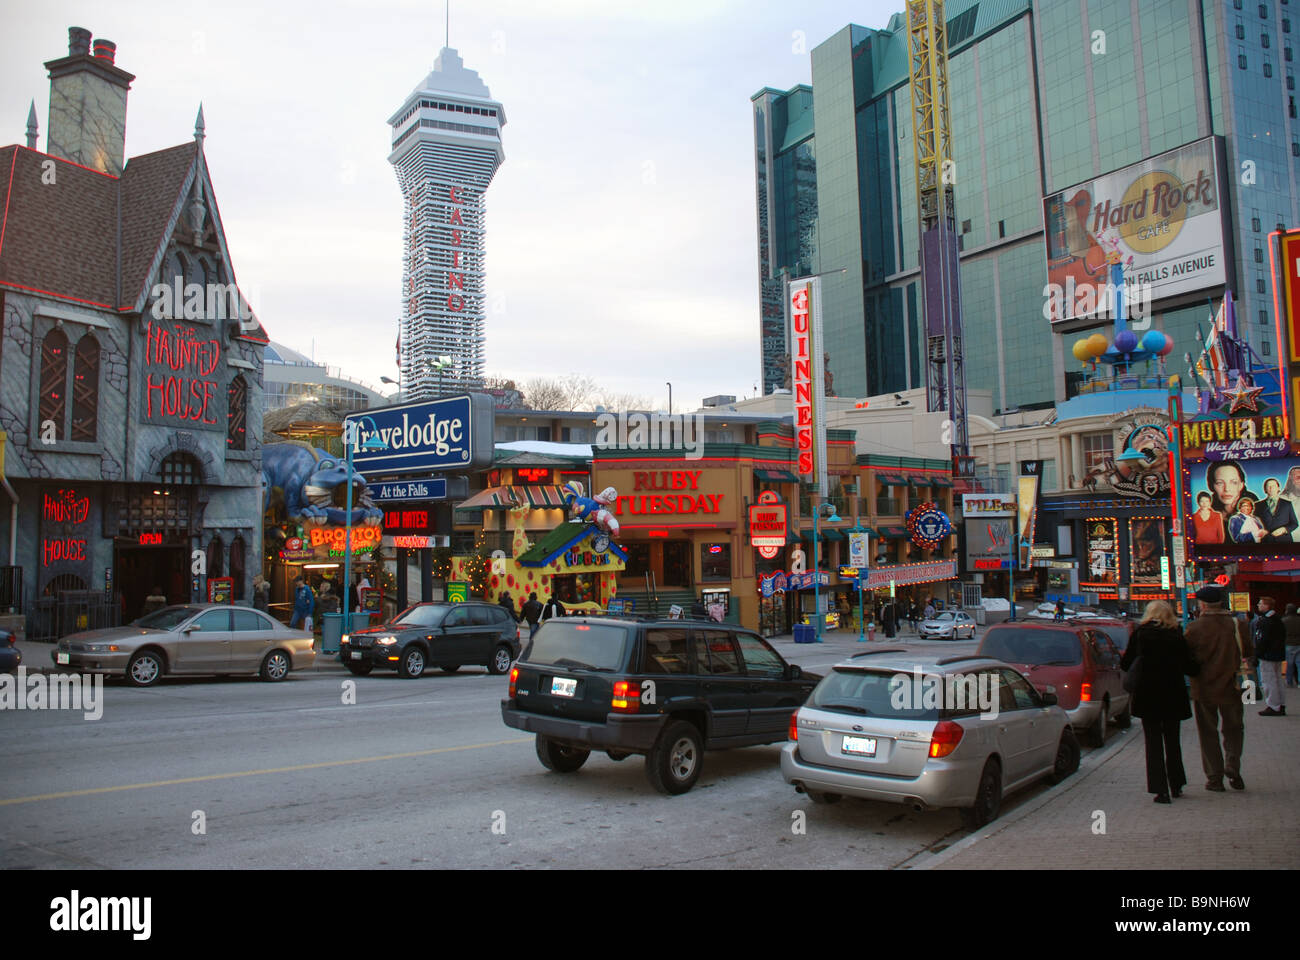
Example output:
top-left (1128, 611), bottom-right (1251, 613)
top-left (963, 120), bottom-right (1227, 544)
top-left (321, 612), bottom-right (345, 655)
top-left (793, 623), bottom-right (816, 644)
top-left (348, 611), bottom-right (371, 633)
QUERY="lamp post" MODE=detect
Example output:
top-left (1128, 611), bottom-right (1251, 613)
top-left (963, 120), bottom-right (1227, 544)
top-left (849, 520), bottom-right (867, 642)
top-left (339, 415), bottom-right (387, 654)
top-left (666, 382), bottom-right (673, 417)
top-left (813, 500), bottom-right (840, 642)
top-left (1167, 377), bottom-right (1189, 626)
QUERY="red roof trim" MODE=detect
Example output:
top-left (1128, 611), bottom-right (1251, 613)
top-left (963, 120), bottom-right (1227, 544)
top-left (0, 280), bottom-right (116, 310)
top-left (12, 145), bottom-right (120, 180)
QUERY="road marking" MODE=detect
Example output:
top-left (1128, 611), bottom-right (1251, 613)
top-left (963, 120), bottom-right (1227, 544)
top-left (0, 737), bottom-right (533, 807)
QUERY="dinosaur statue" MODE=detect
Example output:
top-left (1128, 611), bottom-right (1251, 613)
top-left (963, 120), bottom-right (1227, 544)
top-left (262, 442), bottom-right (383, 527)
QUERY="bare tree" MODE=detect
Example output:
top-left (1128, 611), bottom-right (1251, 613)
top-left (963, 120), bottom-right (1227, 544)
top-left (522, 374), bottom-right (599, 411)
top-left (593, 389), bottom-right (656, 412)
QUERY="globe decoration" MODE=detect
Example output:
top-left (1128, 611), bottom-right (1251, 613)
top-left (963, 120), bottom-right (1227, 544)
top-left (1072, 338), bottom-right (1093, 363)
top-left (906, 502), bottom-right (952, 550)
top-left (1087, 333), bottom-right (1109, 358)
top-left (1158, 336), bottom-right (1175, 357)
top-left (1140, 330), bottom-right (1167, 354)
top-left (1114, 330), bottom-right (1139, 354)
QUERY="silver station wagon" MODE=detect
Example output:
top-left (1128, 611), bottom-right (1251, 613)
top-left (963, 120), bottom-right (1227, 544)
top-left (781, 651), bottom-right (1079, 827)
top-left (52, 604), bottom-right (316, 687)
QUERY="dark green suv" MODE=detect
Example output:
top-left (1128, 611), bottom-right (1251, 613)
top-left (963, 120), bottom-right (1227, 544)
top-left (342, 602), bottom-right (520, 678)
top-left (501, 617), bottom-right (819, 794)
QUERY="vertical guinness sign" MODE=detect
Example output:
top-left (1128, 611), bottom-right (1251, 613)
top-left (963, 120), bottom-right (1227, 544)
top-left (789, 276), bottom-right (828, 495)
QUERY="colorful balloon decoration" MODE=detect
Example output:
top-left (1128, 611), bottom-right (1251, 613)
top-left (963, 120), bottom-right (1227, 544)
top-left (1140, 330), bottom-right (1167, 354)
top-left (1072, 338), bottom-right (1093, 362)
top-left (1114, 330), bottom-right (1138, 354)
top-left (1087, 333), bottom-right (1108, 358)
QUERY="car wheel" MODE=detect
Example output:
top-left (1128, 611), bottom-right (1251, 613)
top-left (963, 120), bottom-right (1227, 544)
top-left (606, 750), bottom-right (631, 762)
top-left (1085, 702), bottom-right (1108, 748)
top-left (645, 720), bottom-right (703, 795)
top-left (398, 646), bottom-right (426, 679)
top-left (440, 664), bottom-right (461, 674)
top-left (806, 790), bottom-right (842, 804)
top-left (535, 735), bottom-right (590, 773)
top-left (260, 650), bottom-right (291, 682)
top-left (344, 661), bottom-right (372, 676)
top-left (126, 650), bottom-right (164, 687)
top-left (487, 644), bottom-right (513, 676)
top-left (961, 758), bottom-right (1002, 828)
top-left (1114, 699), bottom-right (1132, 729)
top-left (1047, 728), bottom-right (1080, 785)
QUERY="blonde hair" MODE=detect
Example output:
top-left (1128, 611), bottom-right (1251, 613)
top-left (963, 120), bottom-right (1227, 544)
top-left (1140, 600), bottom-right (1177, 629)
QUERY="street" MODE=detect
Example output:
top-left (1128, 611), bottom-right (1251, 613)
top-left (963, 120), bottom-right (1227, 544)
top-left (0, 629), bottom-right (1087, 870)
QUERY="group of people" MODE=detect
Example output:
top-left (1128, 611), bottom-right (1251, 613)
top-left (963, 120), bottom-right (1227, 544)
top-left (1191, 461), bottom-right (1300, 544)
top-left (288, 573), bottom-right (371, 631)
top-left (1119, 586), bottom-right (1291, 805)
top-left (499, 592), bottom-right (566, 635)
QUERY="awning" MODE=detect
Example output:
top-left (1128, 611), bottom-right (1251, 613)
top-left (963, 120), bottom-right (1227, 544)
top-left (879, 526), bottom-right (910, 539)
top-left (456, 485), bottom-right (567, 510)
top-left (927, 476), bottom-right (954, 487)
top-left (800, 528), bottom-right (846, 542)
top-left (755, 468), bottom-right (799, 483)
top-left (877, 474), bottom-right (910, 486)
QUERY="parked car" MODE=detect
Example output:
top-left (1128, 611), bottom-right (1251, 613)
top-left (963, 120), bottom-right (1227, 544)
top-left (781, 650), bottom-right (1078, 827)
top-left (975, 621), bottom-right (1130, 747)
top-left (919, 610), bottom-right (977, 640)
top-left (341, 601), bottom-right (520, 678)
top-left (1073, 617), bottom-right (1133, 654)
top-left (501, 617), bottom-right (820, 794)
top-left (51, 605), bottom-right (315, 687)
top-left (0, 629), bottom-right (20, 673)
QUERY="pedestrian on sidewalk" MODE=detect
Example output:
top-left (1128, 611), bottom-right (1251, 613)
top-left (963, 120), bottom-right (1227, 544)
top-left (1283, 602), bottom-right (1300, 688)
top-left (1121, 600), bottom-right (1199, 804)
top-left (1184, 586), bottom-right (1254, 792)
top-left (1253, 596), bottom-right (1287, 716)
top-left (498, 592), bottom-right (519, 623)
top-left (521, 592), bottom-right (542, 635)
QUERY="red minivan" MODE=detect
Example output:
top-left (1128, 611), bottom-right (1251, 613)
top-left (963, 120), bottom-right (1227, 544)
top-left (976, 622), bottom-right (1131, 747)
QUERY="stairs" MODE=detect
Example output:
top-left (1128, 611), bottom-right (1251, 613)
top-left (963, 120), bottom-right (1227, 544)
top-left (614, 588), bottom-right (698, 617)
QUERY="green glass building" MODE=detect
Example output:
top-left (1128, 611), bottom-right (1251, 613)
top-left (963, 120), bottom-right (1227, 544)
top-left (752, 0), bottom-right (1300, 410)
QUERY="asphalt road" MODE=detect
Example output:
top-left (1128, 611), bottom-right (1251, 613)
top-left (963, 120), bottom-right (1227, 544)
top-left (0, 628), bottom-right (1079, 869)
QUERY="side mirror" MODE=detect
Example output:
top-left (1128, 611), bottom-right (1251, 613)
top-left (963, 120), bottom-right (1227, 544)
top-left (786, 663), bottom-right (803, 681)
top-left (1041, 691), bottom-right (1059, 706)
top-left (185, 625), bottom-right (202, 633)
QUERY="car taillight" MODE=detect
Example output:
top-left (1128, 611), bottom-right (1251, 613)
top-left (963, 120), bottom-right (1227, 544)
top-left (929, 720), bottom-right (964, 758)
top-left (788, 712), bottom-right (799, 741)
top-left (611, 680), bottom-right (641, 713)
top-left (508, 667), bottom-right (518, 698)
top-left (1080, 681), bottom-right (1092, 702)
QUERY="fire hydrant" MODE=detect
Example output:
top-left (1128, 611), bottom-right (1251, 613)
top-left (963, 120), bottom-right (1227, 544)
top-left (868, 621), bottom-right (876, 642)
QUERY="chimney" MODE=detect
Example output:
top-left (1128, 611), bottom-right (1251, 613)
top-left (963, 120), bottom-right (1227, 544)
top-left (44, 26), bottom-right (135, 176)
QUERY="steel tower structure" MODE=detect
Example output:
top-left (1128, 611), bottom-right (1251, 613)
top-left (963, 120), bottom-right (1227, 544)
top-left (906, 0), bottom-right (969, 464)
top-left (388, 47), bottom-right (505, 398)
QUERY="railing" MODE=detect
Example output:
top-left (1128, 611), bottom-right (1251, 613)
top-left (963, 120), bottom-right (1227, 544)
top-left (26, 591), bottom-right (120, 643)
top-left (799, 495), bottom-right (850, 518)
top-left (875, 497), bottom-right (902, 516)
top-left (1078, 374), bottom-right (1167, 394)
top-left (0, 566), bottom-right (22, 613)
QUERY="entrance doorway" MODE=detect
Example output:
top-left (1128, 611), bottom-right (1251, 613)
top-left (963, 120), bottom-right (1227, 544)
top-left (115, 545), bottom-right (188, 622)
top-left (663, 540), bottom-right (692, 588)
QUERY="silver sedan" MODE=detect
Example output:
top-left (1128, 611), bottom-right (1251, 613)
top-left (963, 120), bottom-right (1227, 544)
top-left (51, 604), bottom-right (316, 687)
top-left (919, 610), bottom-right (977, 639)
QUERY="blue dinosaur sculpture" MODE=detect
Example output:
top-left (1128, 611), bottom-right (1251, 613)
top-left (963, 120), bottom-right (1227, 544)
top-left (262, 443), bottom-right (383, 527)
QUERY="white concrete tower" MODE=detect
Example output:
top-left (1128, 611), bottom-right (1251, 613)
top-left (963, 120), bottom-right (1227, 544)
top-left (388, 48), bottom-right (505, 398)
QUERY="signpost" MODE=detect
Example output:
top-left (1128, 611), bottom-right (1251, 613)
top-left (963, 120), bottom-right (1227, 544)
top-left (446, 582), bottom-right (469, 603)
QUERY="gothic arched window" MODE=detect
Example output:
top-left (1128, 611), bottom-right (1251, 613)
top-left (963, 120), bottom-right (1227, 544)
top-left (39, 328), bottom-right (69, 441)
top-left (227, 375), bottom-right (247, 450)
top-left (70, 334), bottom-right (100, 442)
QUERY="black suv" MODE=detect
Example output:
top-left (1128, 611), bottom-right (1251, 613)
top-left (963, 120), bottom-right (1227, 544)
top-left (342, 602), bottom-right (520, 678)
top-left (501, 617), bottom-right (819, 794)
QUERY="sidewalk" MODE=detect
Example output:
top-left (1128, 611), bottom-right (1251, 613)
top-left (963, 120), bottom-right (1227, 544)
top-left (916, 702), bottom-right (1299, 870)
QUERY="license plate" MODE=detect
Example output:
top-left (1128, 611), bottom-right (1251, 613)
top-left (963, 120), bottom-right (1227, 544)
top-left (841, 736), bottom-right (877, 757)
top-left (350, 651), bottom-right (362, 661)
top-left (551, 677), bottom-right (577, 697)
top-left (56, 652), bottom-right (70, 665)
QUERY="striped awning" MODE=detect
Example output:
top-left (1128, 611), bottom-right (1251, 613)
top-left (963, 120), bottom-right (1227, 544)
top-left (928, 475), bottom-right (954, 487)
top-left (877, 474), bottom-right (910, 486)
top-left (755, 468), bottom-right (800, 483)
top-left (879, 526), bottom-right (911, 539)
top-left (456, 485), bottom-right (568, 510)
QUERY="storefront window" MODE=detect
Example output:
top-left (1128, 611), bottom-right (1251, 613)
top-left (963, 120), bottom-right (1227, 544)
top-left (552, 572), bottom-right (596, 605)
top-left (701, 542), bottom-right (731, 581)
top-left (623, 542), bottom-right (650, 578)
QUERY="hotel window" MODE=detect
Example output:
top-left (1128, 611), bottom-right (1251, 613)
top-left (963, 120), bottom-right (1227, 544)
top-left (1082, 433), bottom-right (1113, 472)
top-left (1264, 33), bottom-right (1272, 48)
top-left (535, 426), bottom-right (552, 442)
top-left (1262, 309), bottom-right (1270, 325)
top-left (1237, 23), bottom-right (1246, 39)
top-left (1266, 61), bottom-right (1274, 76)
top-left (1264, 341), bottom-right (1272, 356)
top-left (1256, 247), bottom-right (1265, 263)
top-left (1287, 46), bottom-right (1294, 61)
top-left (1258, 276), bottom-right (1267, 293)
top-left (38, 328), bottom-right (69, 440)
top-left (1253, 215), bottom-right (1262, 231)
top-left (1293, 142), bottom-right (1300, 156)
top-left (1289, 72), bottom-right (1295, 89)
top-left (70, 334), bottom-right (100, 442)
top-left (701, 542), bottom-right (731, 581)
top-left (1240, 51), bottom-right (1248, 69)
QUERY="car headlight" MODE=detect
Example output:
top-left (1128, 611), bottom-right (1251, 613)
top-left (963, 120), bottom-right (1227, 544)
top-left (375, 636), bottom-right (397, 645)
top-left (85, 644), bottom-right (121, 653)
top-left (341, 635), bottom-right (350, 644)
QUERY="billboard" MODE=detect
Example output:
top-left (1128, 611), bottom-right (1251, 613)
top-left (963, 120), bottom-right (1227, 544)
top-left (788, 277), bottom-right (827, 492)
top-left (1043, 137), bottom-right (1226, 323)
top-left (961, 493), bottom-right (1017, 517)
top-left (344, 394), bottom-right (494, 475)
top-left (1185, 455), bottom-right (1300, 557)
top-left (1017, 462), bottom-right (1042, 569)
top-left (1128, 517), bottom-right (1168, 584)
top-left (964, 517), bottom-right (1013, 571)
top-left (1083, 519), bottom-right (1119, 585)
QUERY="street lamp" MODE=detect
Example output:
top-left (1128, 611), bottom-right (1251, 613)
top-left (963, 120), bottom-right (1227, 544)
top-left (427, 356), bottom-right (453, 397)
top-left (666, 382), bottom-right (673, 416)
top-left (813, 500), bottom-right (840, 642)
top-left (337, 415), bottom-right (387, 654)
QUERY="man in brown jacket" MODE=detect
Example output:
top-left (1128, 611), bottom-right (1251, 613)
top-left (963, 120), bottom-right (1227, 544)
top-left (1184, 586), bottom-right (1254, 791)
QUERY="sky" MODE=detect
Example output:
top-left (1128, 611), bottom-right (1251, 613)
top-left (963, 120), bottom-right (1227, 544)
top-left (2, 0), bottom-right (903, 410)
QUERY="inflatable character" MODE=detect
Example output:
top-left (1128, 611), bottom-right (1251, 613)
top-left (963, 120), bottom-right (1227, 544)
top-left (561, 481), bottom-right (620, 539)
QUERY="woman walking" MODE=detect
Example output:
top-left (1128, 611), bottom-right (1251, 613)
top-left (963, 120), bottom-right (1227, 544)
top-left (1120, 600), bottom-right (1200, 804)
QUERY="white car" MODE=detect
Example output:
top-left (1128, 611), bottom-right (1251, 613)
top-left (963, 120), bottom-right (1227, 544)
top-left (919, 610), bottom-right (977, 640)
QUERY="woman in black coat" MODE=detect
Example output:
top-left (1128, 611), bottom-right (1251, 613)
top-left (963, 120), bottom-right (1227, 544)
top-left (1120, 600), bottom-right (1200, 804)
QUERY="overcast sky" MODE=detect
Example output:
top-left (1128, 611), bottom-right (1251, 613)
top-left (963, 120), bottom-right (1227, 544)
top-left (3, 0), bottom-right (902, 410)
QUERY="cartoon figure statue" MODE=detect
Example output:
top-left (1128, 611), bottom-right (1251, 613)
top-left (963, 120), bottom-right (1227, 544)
top-left (262, 442), bottom-right (383, 527)
top-left (561, 481), bottom-right (620, 543)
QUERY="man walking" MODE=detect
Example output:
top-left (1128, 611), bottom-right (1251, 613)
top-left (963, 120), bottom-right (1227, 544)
top-left (289, 576), bottom-right (315, 632)
top-left (1253, 596), bottom-right (1287, 715)
top-left (521, 592), bottom-right (542, 635)
top-left (1283, 602), bottom-right (1300, 688)
top-left (1184, 586), bottom-right (1254, 791)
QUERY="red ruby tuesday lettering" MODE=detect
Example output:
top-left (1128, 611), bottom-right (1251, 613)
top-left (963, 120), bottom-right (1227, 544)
top-left (143, 321), bottom-right (220, 425)
top-left (614, 471), bottom-right (723, 516)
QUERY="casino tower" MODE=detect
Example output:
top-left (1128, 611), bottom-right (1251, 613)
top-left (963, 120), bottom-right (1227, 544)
top-left (388, 47), bottom-right (505, 398)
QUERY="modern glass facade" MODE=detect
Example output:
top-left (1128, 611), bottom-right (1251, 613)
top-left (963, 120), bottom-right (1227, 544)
top-left (753, 0), bottom-right (1300, 411)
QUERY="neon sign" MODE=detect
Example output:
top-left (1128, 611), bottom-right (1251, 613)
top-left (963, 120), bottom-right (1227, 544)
top-left (791, 284), bottom-right (814, 477)
top-left (515, 467), bottom-right (552, 483)
top-left (43, 489), bottom-right (90, 524)
top-left (446, 185), bottom-right (466, 313)
top-left (43, 539), bottom-right (87, 564)
top-left (143, 321), bottom-right (221, 426)
top-left (308, 525), bottom-right (383, 552)
top-left (139, 532), bottom-right (163, 545)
